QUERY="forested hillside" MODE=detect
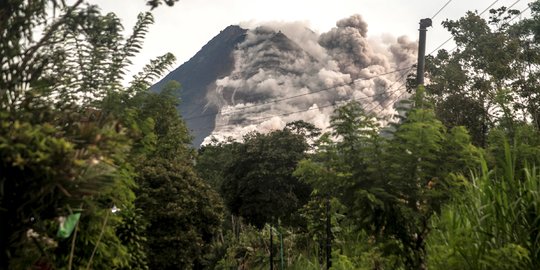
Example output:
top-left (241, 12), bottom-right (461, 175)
top-left (1, 1), bottom-right (539, 270)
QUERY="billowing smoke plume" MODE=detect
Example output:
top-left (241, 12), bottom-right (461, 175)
top-left (319, 15), bottom-right (388, 78)
top-left (203, 14), bottom-right (417, 144)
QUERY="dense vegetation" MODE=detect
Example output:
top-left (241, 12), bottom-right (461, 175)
top-left (1, 1), bottom-right (540, 269)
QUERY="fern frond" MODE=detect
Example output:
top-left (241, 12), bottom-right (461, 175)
top-left (128, 52), bottom-right (176, 93)
top-left (121, 12), bottom-right (154, 68)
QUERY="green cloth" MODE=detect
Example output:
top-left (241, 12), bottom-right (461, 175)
top-left (57, 213), bottom-right (81, 239)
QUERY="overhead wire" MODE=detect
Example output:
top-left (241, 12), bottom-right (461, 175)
top-left (206, 66), bottom-right (415, 130)
top-left (479, 0), bottom-right (501, 15)
top-left (211, 86), bottom-right (409, 130)
top-left (507, 0), bottom-right (523, 11)
top-left (428, 36), bottom-right (453, 56)
top-left (444, 1), bottom-right (530, 55)
top-left (432, 0), bottom-right (453, 20)
top-left (369, 89), bottom-right (409, 119)
top-left (250, 86), bottom-right (408, 125)
top-left (507, 3), bottom-right (530, 23)
top-left (364, 73), bottom-right (410, 116)
top-left (428, 0), bottom-right (504, 55)
top-left (191, 0), bottom-right (489, 133)
top-left (183, 65), bottom-right (414, 121)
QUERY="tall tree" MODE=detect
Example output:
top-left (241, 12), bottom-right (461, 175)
top-left (296, 89), bottom-right (480, 269)
top-left (428, 139), bottom-right (540, 269)
top-left (0, 1), bottom-right (184, 269)
top-left (124, 85), bottom-right (224, 269)
top-left (425, 1), bottom-right (540, 145)
top-left (0, 3), bottom-right (136, 269)
top-left (219, 122), bottom-right (317, 228)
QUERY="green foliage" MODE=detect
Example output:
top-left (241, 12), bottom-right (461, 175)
top-left (209, 211), bottom-right (403, 270)
top-left (103, 78), bottom-right (224, 269)
top-left (3, 1), bottom-right (540, 269)
top-left (116, 206), bottom-right (149, 270)
top-left (0, 1), bottom-right (187, 269)
top-left (0, 107), bottom-right (137, 269)
top-left (487, 124), bottom-right (540, 173)
top-left (103, 73), bottom-right (222, 269)
top-left (0, 1), bottom-right (209, 269)
top-left (212, 223), bottom-right (274, 269)
top-left (135, 158), bottom-right (223, 269)
top-left (146, 0), bottom-right (180, 9)
top-left (218, 124), bottom-right (315, 228)
top-left (425, 1), bottom-right (540, 144)
top-left (296, 91), bottom-right (481, 269)
top-left (327, 229), bottom-right (404, 270)
top-left (428, 143), bottom-right (540, 269)
top-left (196, 137), bottom-right (240, 190)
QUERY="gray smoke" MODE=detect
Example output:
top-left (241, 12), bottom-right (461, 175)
top-left (319, 14), bottom-right (388, 78)
top-left (203, 14), bottom-right (417, 144)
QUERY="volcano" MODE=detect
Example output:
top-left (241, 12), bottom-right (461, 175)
top-left (153, 15), bottom-right (417, 147)
top-left (152, 25), bottom-right (247, 146)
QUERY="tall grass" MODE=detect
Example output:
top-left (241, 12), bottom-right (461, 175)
top-left (428, 142), bottom-right (540, 269)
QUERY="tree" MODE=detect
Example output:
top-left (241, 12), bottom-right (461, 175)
top-left (0, 1), bottom-right (185, 269)
top-left (136, 158), bottom-right (223, 269)
top-left (295, 89), bottom-right (481, 269)
top-left (0, 2), bottom-right (144, 268)
top-left (219, 123), bottom-right (317, 228)
top-left (0, 109), bottom-right (136, 269)
top-left (196, 137), bottom-right (240, 191)
top-left (425, 1), bottom-right (540, 145)
top-left (428, 140), bottom-right (540, 269)
top-left (146, 0), bottom-right (180, 9)
top-left (116, 206), bottom-right (149, 270)
top-left (134, 89), bottom-right (224, 269)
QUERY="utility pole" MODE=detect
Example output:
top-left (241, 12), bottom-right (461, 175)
top-left (270, 224), bottom-right (274, 270)
top-left (325, 194), bottom-right (332, 269)
top-left (279, 227), bottom-right (284, 270)
top-left (416, 18), bottom-right (432, 86)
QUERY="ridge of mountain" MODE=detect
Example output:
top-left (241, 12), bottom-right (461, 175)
top-left (153, 15), bottom-right (418, 147)
top-left (153, 25), bottom-right (313, 147)
top-left (152, 25), bottom-right (247, 146)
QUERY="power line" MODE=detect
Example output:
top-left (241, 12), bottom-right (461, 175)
top-left (183, 65), bottom-right (414, 121)
top-left (432, 0), bottom-right (453, 20)
top-left (428, 36), bottom-right (453, 56)
top-left (479, 0), bottom-right (500, 16)
top-left (507, 0), bottom-right (522, 11)
top-left (444, 3), bottom-right (530, 54)
top-left (508, 4), bottom-right (530, 23)
top-left (209, 86), bottom-right (408, 130)
top-left (371, 89), bottom-right (409, 117)
top-left (428, 0), bottom-right (503, 56)
top-left (206, 70), bottom-right (413, 130)
top-left (249, 87), bottom-right (407, 125)
top-left (364, 74), bottom-right (409, 115)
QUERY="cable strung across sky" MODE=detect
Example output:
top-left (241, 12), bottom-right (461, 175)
top-left (183, 66), bottom-right (414, 121)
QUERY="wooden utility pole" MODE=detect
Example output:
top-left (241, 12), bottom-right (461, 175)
top-left (270, 224), bottom-right (274, 270)
top-left (416, 18), bottom-right (432, 86)
top-left (326, 194), bottom-right (332, 269)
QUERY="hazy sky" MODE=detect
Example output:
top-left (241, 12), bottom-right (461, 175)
top-left (88, 0), bottom-right (532, 81)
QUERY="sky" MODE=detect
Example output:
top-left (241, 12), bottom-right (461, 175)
top-left (87, 0), bottom-right (533, 82)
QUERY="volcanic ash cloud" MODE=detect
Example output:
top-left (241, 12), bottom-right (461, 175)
top-left (203, 14), bottom-right (417, 144)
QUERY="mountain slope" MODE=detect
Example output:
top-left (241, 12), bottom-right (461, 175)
top-left (152, 25), bottom-right (247, 146)
top-left (154, 15), bottom-right (417, 147)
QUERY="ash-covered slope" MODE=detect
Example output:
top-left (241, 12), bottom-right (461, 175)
top-left (152, 25), bottom-right (247, 146)
top-left (155, 15), bottom-right (417, 147)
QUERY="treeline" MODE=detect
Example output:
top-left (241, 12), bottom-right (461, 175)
top-left (1, 1), bottom-right (219, 269)
top-left (1, 1), bottom-right (540, 270)
top-left (195, 2), bottom-right (540, 269)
